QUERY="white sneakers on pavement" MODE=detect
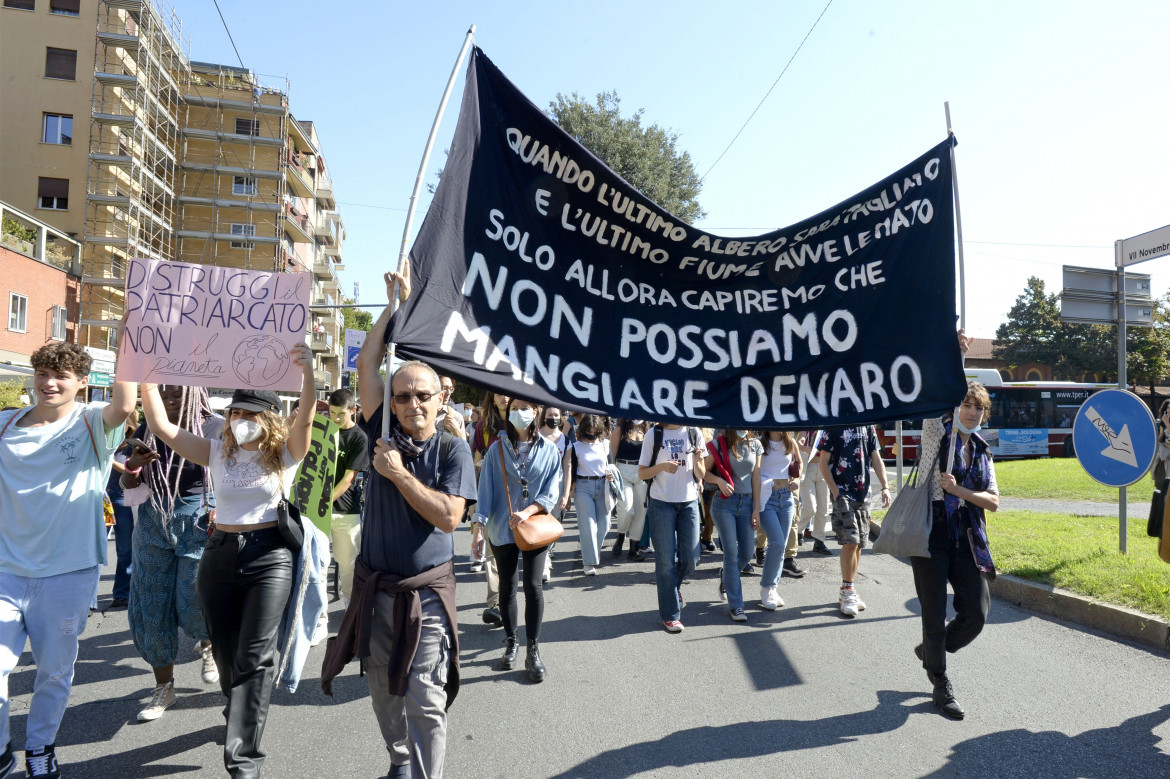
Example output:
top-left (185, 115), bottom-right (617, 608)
top-left (760, 586), bottom-right (784, 611)
top-left (200, 643), bottom-right (219, 684)
top-left (311, 613), bottom-right (329, 647)
top-left (839, 586), bottom-right (866, 617)
top-left (137, 680), bottom-right (176, 722)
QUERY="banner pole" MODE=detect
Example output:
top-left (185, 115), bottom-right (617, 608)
top-left (945, 102), bottom-right (966, 331)
top-left (383, 25), bottom-right (477, 438)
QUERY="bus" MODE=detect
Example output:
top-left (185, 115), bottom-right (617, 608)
top-left (879, 380), bottom-right (1114, 462)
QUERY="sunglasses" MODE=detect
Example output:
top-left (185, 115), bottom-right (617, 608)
top-left (391, 391), bottom-right (438, 406)
top-left (520, 476), bottom-right (529, 502)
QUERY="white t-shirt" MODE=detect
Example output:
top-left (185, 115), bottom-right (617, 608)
top-left (571, 440), bottom-right (609, 477)
top-left (639, 426), bottom-right (700, 503)
top-left (208, 440), bottom-right (300, 526)
top-left (760, 440), bottom-right (795, 482)
top-left (541, 430), bottom-right (567, 459)
top-left (0, 403), bottom-right (123, 577)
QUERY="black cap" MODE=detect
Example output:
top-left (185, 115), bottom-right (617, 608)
top-left (226, 389), bottom-right (281, 414)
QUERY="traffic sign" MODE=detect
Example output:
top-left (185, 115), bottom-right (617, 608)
top-left (87, 371), bottom-right (111, 387)
top-left (1118, 223), bottom-right (1170, 267)
top-left (1072, 389), bottom-right (1157, 487)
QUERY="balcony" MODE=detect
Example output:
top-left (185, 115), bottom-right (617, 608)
top-left (312, 259), bottom-right (334, 279)
top-left (315, 177), bottom-right (335, 208)
top-left (285, 150), bottom-right (314, 198)
top-left (313, 369), bottom-right (333, 390)
top-left (310, 331), bottom-right (334, 352)
top-left (284, 203), bottom-right (312, 243)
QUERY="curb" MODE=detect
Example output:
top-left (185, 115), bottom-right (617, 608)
top-left (989, 573), bottom-right (1170, 653)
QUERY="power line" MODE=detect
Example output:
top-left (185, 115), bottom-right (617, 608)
top-left (337, 201), bottom-right (409, 212)
top-left (211, 0), bottom-right (246, 71)
top-left (701, 0), bottom-right (835, 181)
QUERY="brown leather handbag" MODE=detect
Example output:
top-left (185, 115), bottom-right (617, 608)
top-left (499, 444), bottom-right (563, 551)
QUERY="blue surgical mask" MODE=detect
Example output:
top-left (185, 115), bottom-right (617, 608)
top-left (955, 419), bottom-right (981, 435)
top-left (509, 408), bottom-right (535, 430)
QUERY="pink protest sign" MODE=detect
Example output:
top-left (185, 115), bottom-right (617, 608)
top-left (118, 258), bottom-right (312, 391)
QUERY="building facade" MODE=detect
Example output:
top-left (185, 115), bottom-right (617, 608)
top-left (0, 0), bottom-right (348, 392)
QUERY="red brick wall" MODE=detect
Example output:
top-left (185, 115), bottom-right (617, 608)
top-left (0, 246), bottom-right (81, 358)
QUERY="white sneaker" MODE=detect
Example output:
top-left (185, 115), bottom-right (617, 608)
top-left (311, 613), bottom-right (329, 647)
top-left (138, 681), bottom-right (176, 722)
top-left (840, 587), bottom-right (864, 617)
top-left (760, 586), bottom-right (783, 611)
top-left (200, 644), bottom-right (219, 684)
top-left (583, 566), bottom-right (597, 576)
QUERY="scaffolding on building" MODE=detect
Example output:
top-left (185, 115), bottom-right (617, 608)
top-left (82, 0), bottom-right (190, 349)
top-left (177, 64), bottom-right (289, 274)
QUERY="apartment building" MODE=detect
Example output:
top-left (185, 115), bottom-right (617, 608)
top-left (0, 0), bottom-right (348, 391)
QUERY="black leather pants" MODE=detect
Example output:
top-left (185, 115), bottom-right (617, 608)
top-left (197, 527), bottom-right (292, 778)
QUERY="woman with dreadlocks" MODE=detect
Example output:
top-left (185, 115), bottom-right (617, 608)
top-left (121, 385), bottom-right (224, 723)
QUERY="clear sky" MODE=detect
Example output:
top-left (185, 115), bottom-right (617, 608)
top-left (168, 0), bottom-right (1170, 339)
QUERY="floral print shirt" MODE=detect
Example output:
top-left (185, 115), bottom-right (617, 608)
top-left (817, 426), bottom-right (880, 503)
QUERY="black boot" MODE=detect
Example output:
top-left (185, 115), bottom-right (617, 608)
top-left (928, 672), bottom-right (965, 720)
top-left (525, 640), bottom-right (546, 683)
top-left (612, 533), bottom-right (626, 558)
top-left (627, 539), bottom-right (647, 561)
top-left (755, 546), bottom-right (765, 566)
top-left (500, 636), bottom-right (518, 671)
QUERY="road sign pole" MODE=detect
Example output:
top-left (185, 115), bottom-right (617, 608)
top-left (1115, 242), bottom-right (1128, 553)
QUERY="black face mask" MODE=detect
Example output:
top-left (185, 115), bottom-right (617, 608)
top-left (545, 419), bottom-right (562, 430)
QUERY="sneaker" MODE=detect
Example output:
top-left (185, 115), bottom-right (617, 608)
top-left (782, 557), bottom-right (807, 578)
top-left (718, 580), bottom-right (727, 602)
top-left (839, 587), bottom-right (863, 617)
top-left (701, 540), bottom-right (716, 553)
top-left (741, 563), bottom-right (756, 575)
top-left (542, 569), bottom-right (551, 583)
top-left (469, 561), bottom-right (484, 573)
top-left (676, 587), bottom-right (685, 610)
top-left (663, 620), bottom-right (684, 634)
top-left (481, 607), bottom-right (503, 626)
top-left (200, 643), bottom-right (220, 684)
top-left (0, 743), bottom-right (14, 779)
top-left (583, 566), bottom-right (598, 576)
top-left (754, 547), bottom-right (765, 566)
top-left (812, 539), bottom-right (833, 556)
top-left (729, 607), bottom-right (747, 622)
top-left (23, 745), bottom-right (58, 779)
top-left (760, 586), bottom-right (783, 610)
top-left (310, 613), bottom-right (329, 648)
top-left (137, 681), bottom-right (176, 722)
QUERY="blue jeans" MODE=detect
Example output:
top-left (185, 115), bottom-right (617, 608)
top-left (759, 488), bottom-right (796, 589)
top-left (0, 565), bottom-right (99, 751)
top-left (710, 493), bottom-right (757, 610)
top-left (110, 497), bottom-right (133, 601)
top-left (573, 478), bottom-right (610, 567)
top-left (647, 497), bottom-right (700, 622)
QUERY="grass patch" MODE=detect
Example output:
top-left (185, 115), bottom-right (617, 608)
top-left (992, 458), bottom-right (1148, 502)
top-left (986, 511), bottom-right (1169, 619)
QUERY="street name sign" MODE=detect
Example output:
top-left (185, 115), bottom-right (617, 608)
top-left (1118, 223), bottom-right (1170, 268)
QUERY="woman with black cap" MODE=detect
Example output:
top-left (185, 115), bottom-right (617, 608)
top-left (139, 343), bottom-right (316, 778)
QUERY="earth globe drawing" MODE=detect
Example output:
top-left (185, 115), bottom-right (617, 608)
top-left (232, 335), bottom-right (290, 387)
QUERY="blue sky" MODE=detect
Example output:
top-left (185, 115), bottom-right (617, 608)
top-left (170, 0), bottom-right (1170, 338)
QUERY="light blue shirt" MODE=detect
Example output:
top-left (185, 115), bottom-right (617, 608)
top-left (0, 403), bottom-right (124, 577)
top-left (473, 435), bottom-right (562, 547)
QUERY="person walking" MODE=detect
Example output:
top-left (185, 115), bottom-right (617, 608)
top-left (610, 420), bottom-right (650, 561)
top-left (473, 398), bottom-right (563, 682)
top-left (121, 385), bottom-right (224, 723)
top-left (704, 430), bottom-right (762, 622)
top-left (798, 429), bottom-right (833, 556)
top-left (569, 415), bottom-right (614, 576)
top-left (105, 413), bottom-right (140, 609)
top-left (818, 424), bottom-right (891, 618)
top-left (639, 423), bottom-right (705, 633)
top-left (326, 388), bottom-right (370, 608)
top-left (471, 391), bottom-right (509, 623)
top-left (757, 431), bottom-right (800, 611)
top-left (139, 343), bottom-right (317, 778)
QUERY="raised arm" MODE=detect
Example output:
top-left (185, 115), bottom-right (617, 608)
top-left (358, 266), bottom-right (411, 423)
top-left (284, 343), bottom-right (316, 463)
top-left (105, 313), bottom-right (138, 430)
top-left (141, 384), bottom-right (211, 466)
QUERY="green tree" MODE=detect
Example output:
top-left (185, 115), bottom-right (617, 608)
top-left (1122, 293), bottom-right (1170, 393)
top-left (548, 91), bottom-right (706, 222)
top-left (0, 379), bottom-right (27, 408)
top-left (994, 277), bottom-right (1064, 371)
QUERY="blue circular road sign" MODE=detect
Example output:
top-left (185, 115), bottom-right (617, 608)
top-left (1072, 389), bottom-right (1157, 487)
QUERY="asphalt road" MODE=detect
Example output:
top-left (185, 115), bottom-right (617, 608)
top-left (15, 517), bottom-right (1170, 779)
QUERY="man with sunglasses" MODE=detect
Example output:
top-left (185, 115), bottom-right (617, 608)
top-left (322, 268), bottom-right (476, 779)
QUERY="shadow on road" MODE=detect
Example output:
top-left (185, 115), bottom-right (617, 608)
top-left (63, 725), bottom-right (221, 777)
top-left (546, 689), bottom-right (928, 778)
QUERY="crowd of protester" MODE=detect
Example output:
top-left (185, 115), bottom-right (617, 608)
top-left (0, 259), bottom-right (994, 777)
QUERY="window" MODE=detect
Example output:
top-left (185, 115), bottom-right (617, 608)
top-left (230, 223), bottom-right (256, 249)
top-left (44, 47), bottom-right (76, 80)
top-left (9, 294), bottom-right (27, 333)
top-left (3, 0), bottom-right (36, 10)
top-left (232, 175), bottom-right (257, 197)
top-left (49, 0), bottom-right (79, 14)
top-left (50, 306), bottom-right (67, 340)
top-left (235, 118), bottom-right (260, 136)
top-left (42, 113), bottom-right (73, 145)
top-left (38, 177), bottom-right (68, 210)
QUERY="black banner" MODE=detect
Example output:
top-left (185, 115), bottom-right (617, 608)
top-left (389, 47), bottom-right (968, 429)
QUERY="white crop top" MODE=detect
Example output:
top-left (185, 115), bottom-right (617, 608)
top-left (208, 440), bottom-right (300, 526)
top-left (572, 440), bottom-right (610, 477)
top-left (760, 441), bottom-right (794, 482)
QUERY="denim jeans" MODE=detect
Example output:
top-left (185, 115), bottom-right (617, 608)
top-left (710, 493), bottom-right (757, 610)
top-left (0, 565), bottom-right (99, 751)
top-left (110, 499), bottom-right (134, 601)
top-left (647, 498), bottom-right (700, 622)
top-left (759, 488), bottom-right (796, 589)
top-left (573, 478), bottom-right (610, 567)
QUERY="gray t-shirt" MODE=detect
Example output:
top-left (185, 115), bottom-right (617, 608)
top-left (723, 437), bottom-right (762, 494)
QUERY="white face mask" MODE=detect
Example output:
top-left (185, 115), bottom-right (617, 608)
top-left (735, 430), bottom-right (748, 439)
top-left (231, 418), bottom-right (264, 444)
top-left (955, 419), bottom-right (981, 436)
top-left (509, 408), bottom-right (536, 430)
